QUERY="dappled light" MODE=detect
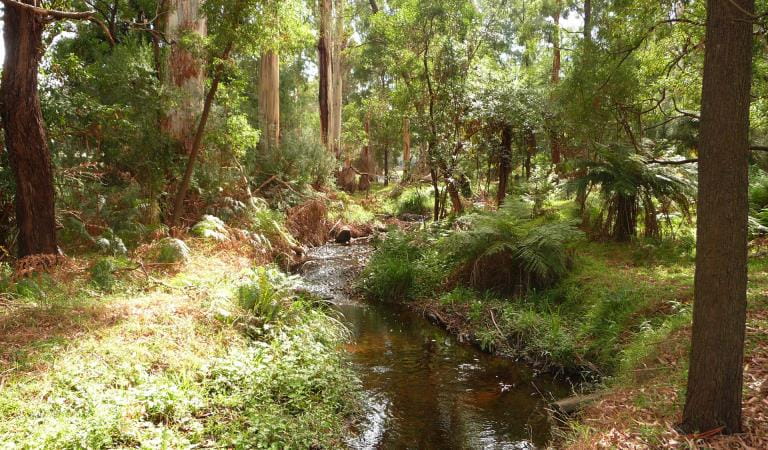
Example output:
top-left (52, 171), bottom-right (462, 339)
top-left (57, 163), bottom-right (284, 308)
top-left (1, 0), bottom-right (767, 448)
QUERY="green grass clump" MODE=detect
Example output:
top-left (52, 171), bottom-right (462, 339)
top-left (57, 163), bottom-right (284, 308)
top-left (360, 232), bottom-right (420, 301)
top-left (395, 188), bottom-right (432, 217)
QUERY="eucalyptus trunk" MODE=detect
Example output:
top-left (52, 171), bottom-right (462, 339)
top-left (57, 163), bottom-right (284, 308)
top-left (259, 50), bottom-right (280, 151)
top-left (163, 0), bottom-right (206, 154)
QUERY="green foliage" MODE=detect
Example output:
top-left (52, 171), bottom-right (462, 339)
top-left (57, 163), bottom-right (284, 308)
top-left (568, 147), bottom-right (695, 240)
top-left (360, 233), bottom-right (421, 301)
top-left (151, 238), bottom-right (191, 264)
top-left (203, 314), bottom-right (359, 447)
top-left (89, 258), bottom-right (117, 292)
top-left (234, 266), bottom-right (300, 331)
top-left (442, 202), bottom-right (582, 294)
top-left (396, 188), bottom-right (432, 217)
top-left (191, 215), bottom-right (230, 242)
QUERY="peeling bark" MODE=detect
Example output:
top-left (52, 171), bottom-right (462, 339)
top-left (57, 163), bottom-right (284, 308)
top-left (163, 0), bottom-right (207, 154)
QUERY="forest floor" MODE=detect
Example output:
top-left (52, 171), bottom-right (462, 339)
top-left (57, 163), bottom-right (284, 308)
top-left (0, 241), bottom-right (360, 448)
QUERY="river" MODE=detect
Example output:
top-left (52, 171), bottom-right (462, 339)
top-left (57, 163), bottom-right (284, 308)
top-left (299, 241), bottom-right (570, 449)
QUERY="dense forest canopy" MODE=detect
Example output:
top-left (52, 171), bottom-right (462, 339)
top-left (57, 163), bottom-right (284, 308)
top-left (0, 0), bottom-right (767, 447)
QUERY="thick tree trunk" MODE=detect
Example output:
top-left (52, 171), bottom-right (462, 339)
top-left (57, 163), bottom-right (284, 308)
top-left (680, 0), bottom-right (754, 435)
top-left (1, 1), bottom-right (58, 257)
top-left (613, 194), bottom-right (637, 242)
top-left (163, 0), bottom-right (206, 153)
top-left (259, 50), bottom-right (280, 150)
top-left (318, 0), bottom-right (334, 149)
top-left (497, 126), bottom-right (513, 207)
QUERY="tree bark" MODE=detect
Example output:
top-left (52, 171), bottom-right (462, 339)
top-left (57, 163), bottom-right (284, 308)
top-left (550, 0), bottom-right (562, 165)
top-left (1, 0), bottom-right (58, 257)
top-left (524, 128), bottom-right (536, 179)
top-left (613, 194), bottom-right (637, 242)
top-left (402, 116), bottom-right (411, 181)
top-left (497, 126), bottom-right (513, 207)
top-left (259, 50), bottom-right (280, 150)
top-left (584, 0), bottom-right (592, 43)
top-left (384, 145), bottom-right (389, 186)
top-left (162, 0), bottom-right (206, 154)
top-left (680, 0), bottom-right (754, 434)
top-left (330, 0), bottom-right (345, 158)
top-left (169, 45), bottom-right (232, 227)
top-left (318, 0), bottom-right (334, 149)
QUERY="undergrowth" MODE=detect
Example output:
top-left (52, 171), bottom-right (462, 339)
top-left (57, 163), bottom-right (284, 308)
top-left (0, 245), bottom-right (360, 449)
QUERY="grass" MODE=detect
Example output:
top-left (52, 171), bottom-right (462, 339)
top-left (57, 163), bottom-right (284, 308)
top-left (0, 243), bottom-right (360, 449)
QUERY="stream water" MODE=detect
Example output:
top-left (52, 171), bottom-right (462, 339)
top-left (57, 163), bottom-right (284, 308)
top-left (299, 241), bottom-right (570, 449)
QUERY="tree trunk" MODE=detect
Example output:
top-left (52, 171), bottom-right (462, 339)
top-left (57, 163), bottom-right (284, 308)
top-left (430, 166), bottom-right (440, 221)
top-left (330, 0), bottom-right (345, 158)
top-left (550, 0), bottom-right (562, 165)
top-left (613, 194), bottom-right (637, 242)
top-left (163, 0), bottom-right (206, 154)
top-left (384, 145), bottom-right (389, 186)
top-left (497, 125), bottom-right (513, 207)
top-left (402, 116), bottom-right (411, 181)
top-left (680, 0), bottom-right (754, 434)
top-left (318, 0), bottom-right (334, 149)
top-left (1, 1), bottom-right (58, 257)
top-left (259, 50), bottom-right (280, 150)
top-left (169, 45), bottom-right (232, 227)
top-left (525, 128), bottom-right (536, 179)
top-left (584, 0), bottom-right (592, 43)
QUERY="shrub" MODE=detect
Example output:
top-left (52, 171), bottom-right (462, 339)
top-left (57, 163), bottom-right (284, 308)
top-left (396, 188), bottom-right (431, 217)
top-left (234, 266), bottom-right (300, 335)
top-left (360, 233), bottom-right (421, 301)
top-left (89, 258), bottom-right (117, 291)
top-left (441, 202), bottom-right (582, 295)
top-left (191, 215), bottom-right (229, 242)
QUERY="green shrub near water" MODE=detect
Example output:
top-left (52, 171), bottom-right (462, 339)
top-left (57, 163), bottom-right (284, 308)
top-left (395, 188), bottom-right (432, 217)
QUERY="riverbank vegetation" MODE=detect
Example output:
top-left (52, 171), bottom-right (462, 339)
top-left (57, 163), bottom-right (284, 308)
top-left (3, 0), bottom-right (768, 447)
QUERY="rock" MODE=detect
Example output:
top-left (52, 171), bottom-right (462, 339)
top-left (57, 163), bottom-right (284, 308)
top-left (551, 393), bottom-right (601, 416)
top-left (152, 238), bottom-right (191, 263)
top-left (335, 226), bottom-right (352, 244)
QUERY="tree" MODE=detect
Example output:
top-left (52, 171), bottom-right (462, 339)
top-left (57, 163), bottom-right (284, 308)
top-left (318, 0), bottom-right (334, 149)
top-left (680, 0), bottom-right (754, 434)
top-left (259, 50), bottom-right (280, 150)
top-left (0, 0), bottom-right (112, 257)
top-left (163, 0), bottom-right (207, 154)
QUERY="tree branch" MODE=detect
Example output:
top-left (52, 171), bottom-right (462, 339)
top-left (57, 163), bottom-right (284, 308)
top-left (1, 0), bottom-right (115, 46)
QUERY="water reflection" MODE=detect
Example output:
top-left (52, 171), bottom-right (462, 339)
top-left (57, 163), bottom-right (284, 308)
top-left (300, 243), bottom-right (569, 449)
